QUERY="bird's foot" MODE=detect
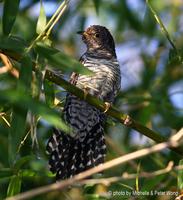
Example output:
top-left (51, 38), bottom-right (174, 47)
top-left (124, 115), bottom-right (132, 126)
top-left (104, 102), bottom-right (111, 113)
top-left (83, 85), bottom-right (90, 100)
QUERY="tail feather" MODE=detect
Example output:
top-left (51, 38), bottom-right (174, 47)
top-left (46, 127), bottom-right (106, 180)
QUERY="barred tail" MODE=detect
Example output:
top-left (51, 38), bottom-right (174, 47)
top-left (46, 127), bottom-right (106, 180)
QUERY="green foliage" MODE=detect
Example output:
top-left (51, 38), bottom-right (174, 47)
top-left (36, 0), bottom-right (47, 35)
top-left (2, 0), bottom-right (20, 35)
top-left (44, 79), bottom-right (55, 107)
top-left (7, 175), bottom-right (22, 197)
top-left (0, 0), bottom-right (183, 199)
top-left (9, 56), bottom-right (32, 164)
top-left (0, 36), bottom-right (26, 53)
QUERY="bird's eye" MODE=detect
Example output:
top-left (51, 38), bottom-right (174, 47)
top-left (95, 33), bottom-right (100, 38)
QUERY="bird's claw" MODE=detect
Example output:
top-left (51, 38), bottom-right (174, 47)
top-left (83, 86), bottom-right (90, 100)
top-left (124, 115), bottom-right (132, 126)
top-left (104, 102), bottom-right (111, 113)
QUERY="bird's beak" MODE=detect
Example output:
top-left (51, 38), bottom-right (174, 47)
top-left (77, 31), bottom-right (85, 35)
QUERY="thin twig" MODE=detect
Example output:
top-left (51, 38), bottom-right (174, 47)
top-left (122, 161), bottom-right (175, 179)
top-left (6, 128), bottom-right (183, 200)
top-left (75, 163), bottom-right (183, 185)
top-left (0, 53), bottom-right (19, 78)
top-left (17, 130), bottom-right (31, 153)
top-left (0, 113), bottom-right (11, 127)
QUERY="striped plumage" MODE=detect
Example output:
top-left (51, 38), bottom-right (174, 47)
top-left (46, 25), bottom-right (121, 180)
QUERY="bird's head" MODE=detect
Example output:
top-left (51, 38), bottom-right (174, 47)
top-left (77, 25), bottom-right (116, 57)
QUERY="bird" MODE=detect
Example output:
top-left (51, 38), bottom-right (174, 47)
top-left (46, 25), bottom-right (121, 180)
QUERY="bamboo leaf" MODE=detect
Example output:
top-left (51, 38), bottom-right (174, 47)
top-left (2, 0), bottom-right (20, 35)
top-left (92, 0), bottom-right (100, 14)
top-left (36, 0), bottom-right (47, 34)
top-left (0, 36), bottom-right (26, 53)
top-left (7, 175), bottom-right (22, 197)
top-left (18, 56), bottom-right (32, 90)
top-left (44, 79), bottom-right (55, 107)
top-left (35, 42), bottom-right (93, 75)
top-left (9, 56), bottom-right (32, 165)
top-left (14, 156), bottom-right (35, 171)
top-left (0, 90), bottom-right (69, 132)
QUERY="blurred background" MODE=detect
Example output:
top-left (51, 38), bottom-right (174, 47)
top-left (0, 0), bottom-right (183, 199)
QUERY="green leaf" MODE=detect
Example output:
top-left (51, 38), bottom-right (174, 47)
top-left (35, 42), bottom-right (93, 75)
top-left (135, 162), bottom-right (141, 192)
top-left (36, 0), bottom-right (47, 34)
top-left (178, 159), bottom-right (183, 190)
top-left (14, 156), bottom-right (35, 171)
top-left (92, 0), bottom-right (100, 14)
top-left (0, 36), bottom-right (26, 53)
top-left (32, 68), bottom-right (43, 99)
top-left (2, 0), bottom-right (20, 35)
top-left (44, 79), bottom-right (55, 107)
top-left (9, 56), bottom-right (32, 165)
top-left (18, 55), bottom-right (33, 90)
top-left (7, 175), bottom-right (22, 197)
top-left (0, 89), bottom-right (69, 132)
top-left (141, 175), bottom-right (165, 191)
top-left (143, 7), bottom-right (156, 36)
top-left (21, 169), bottom-right (36, 178)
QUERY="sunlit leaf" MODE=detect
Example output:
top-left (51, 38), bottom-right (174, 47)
top-left (2, 0), bottom-right (20, 35)
top-left (21, 169), bottom-right (36, 178)
top-left (36, 0), bottom-right (47, 34)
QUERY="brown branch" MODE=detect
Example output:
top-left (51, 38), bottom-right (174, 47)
top-left (6, 128), bottom-right (183, 200)
top-left (0, 53), bottom-right (19, 78)
top-left (44, 70), bottom-right (183, 156)
top-left (74, 162), bottom-right (183, 185)
top-left (122, 161), bottom-right (175, 179)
